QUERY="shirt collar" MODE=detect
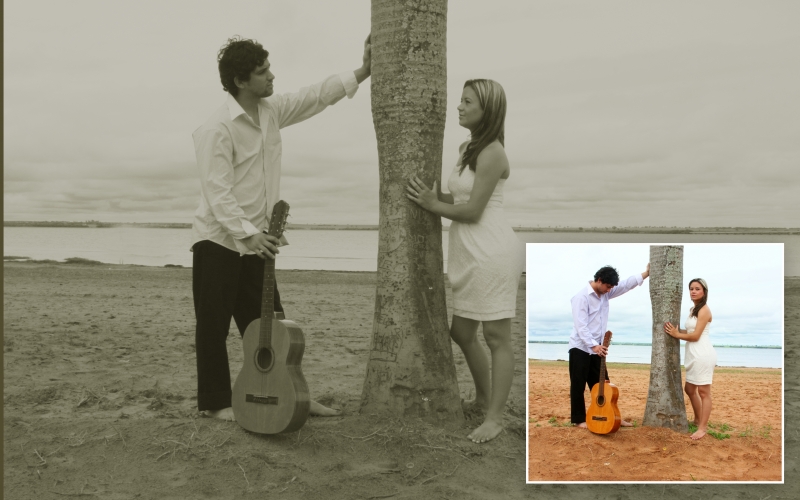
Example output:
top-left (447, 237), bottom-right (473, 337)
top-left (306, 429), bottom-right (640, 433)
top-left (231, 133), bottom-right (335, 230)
top-left (586, 282), bottom-right (600, 298)
top-left (226, 93), bottom-right (248, 121)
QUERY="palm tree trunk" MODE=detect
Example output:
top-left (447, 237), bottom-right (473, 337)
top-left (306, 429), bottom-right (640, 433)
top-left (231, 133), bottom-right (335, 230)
top-left (360, 0), bottom-right (462, 421)
top-left (643, 245), bottom-right (688, 431)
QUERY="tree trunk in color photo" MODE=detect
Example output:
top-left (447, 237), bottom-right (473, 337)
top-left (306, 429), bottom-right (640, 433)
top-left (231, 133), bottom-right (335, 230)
top-left (643, 245), bottom-right (688, 431)
top-left (360, 0), bottom-right (463, 421)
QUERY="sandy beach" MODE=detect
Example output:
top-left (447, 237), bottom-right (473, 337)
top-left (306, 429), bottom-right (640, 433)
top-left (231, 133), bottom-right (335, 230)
top-left (528, 361), bottom-right (782, 482)
top-left (3, 262), bottom-right (798, 498)
top-left (3, 261), bottom-right (529, 500)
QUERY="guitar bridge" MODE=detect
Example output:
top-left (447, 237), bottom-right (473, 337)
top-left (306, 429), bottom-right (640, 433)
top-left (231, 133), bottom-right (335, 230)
top-left (591, 416), bottom-right (607, 421)
top-left (246, 394), bottom-right (278, 405)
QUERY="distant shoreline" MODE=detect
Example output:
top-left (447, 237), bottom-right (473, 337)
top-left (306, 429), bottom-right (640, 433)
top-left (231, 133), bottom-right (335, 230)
top-left (528, 340), bottom-right (782, 349)
top-left (4, 221), bottom-right (799, 235)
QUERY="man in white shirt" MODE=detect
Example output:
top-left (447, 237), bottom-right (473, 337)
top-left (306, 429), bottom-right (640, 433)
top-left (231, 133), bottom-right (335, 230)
top-left (191, 35), bottom-right (371, 421)
top-left (568, 264), bottom-right (650, 427)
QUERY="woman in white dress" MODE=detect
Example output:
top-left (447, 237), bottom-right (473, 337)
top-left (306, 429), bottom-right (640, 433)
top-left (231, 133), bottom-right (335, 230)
top-left (664, 278), bottom-right (717, 440)
top-left (406, 79), bottom-right (524, 443)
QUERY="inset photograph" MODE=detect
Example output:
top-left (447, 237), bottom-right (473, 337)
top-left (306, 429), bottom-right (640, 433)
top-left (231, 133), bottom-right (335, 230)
top-left (526, 243), bottom-right (783, 483)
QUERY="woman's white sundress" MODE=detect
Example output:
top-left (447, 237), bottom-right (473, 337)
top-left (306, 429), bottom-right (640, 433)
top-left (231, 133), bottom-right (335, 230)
top-left (684, 312), bottom-right (717, 385)
top-left (446, 161), bottom-right (525, 321)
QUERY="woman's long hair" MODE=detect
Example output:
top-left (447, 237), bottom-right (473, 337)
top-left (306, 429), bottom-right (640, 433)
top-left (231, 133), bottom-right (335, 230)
top-left (689, 278), bottom-right (708, 318)
top-left (459, 79), bottom-right (506, 174)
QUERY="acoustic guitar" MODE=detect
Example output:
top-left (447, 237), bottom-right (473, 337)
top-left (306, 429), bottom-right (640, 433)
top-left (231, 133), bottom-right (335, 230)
top-left (232, 201), bottom-right (310, 434)
top-left (585, 330), bottom-right (621, 434)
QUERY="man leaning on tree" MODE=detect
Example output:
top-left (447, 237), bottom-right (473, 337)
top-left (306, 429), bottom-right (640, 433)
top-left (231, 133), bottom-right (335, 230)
top-left (190, 35), bottom-right (371, 420)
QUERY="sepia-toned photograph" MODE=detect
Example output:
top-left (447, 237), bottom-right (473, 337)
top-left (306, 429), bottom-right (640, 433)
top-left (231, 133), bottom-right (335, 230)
top-left (526, 243), bottom-right (784, 482)
top-left (4, 1), bottom-right (799, 499)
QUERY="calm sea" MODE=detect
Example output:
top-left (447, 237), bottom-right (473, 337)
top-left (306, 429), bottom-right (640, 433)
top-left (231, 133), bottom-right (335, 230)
top-left (4, 227), bottom-right (799, 275)
top-left (527, 342), bottom-right (782, 369)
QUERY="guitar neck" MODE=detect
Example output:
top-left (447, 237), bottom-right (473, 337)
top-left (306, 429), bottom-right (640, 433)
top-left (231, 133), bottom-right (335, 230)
top-left (598, 355), bottom-right (607, 398)
top-left (597, 331), bottom-right (612, 398)
top-left (259, 258), bottom-right (276, 348)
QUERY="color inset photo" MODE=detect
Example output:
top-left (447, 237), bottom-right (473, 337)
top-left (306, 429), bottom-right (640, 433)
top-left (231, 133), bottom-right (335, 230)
top-left (526, 243), bottom-right (783, 483)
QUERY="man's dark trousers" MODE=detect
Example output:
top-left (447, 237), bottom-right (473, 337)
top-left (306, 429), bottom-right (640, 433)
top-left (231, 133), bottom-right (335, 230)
top-left (569, 347), bottom-right (612, 425)
top-left (192, 240), bottom-right (283, 411)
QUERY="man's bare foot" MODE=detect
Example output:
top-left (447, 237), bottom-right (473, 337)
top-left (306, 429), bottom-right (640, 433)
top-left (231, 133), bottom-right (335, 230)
top-left (309, 400), bottom-right (341, 417)
top-left (690, 429), bottom-right (707, 440)
top-left (620, 420), bottom-right (633, 427)
top-left (576, 422), bottom-right (588, 429)
top-left (467, 419), bottom-right (503, 443)
top-left (201, 407), bottom-right (235, 421)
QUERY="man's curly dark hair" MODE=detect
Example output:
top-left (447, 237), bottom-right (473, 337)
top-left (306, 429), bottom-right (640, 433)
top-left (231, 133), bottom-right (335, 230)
top-left (594, 266), bottom-right (620, 286)
top-left (217, 36), bottom-right (269, 97)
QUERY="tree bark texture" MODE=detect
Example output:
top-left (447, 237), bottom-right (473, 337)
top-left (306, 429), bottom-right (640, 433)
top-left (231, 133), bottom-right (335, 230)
top-left (643, 245), bottom-right (688, 431)
top-left (360, 0), bottom-right (462, 421)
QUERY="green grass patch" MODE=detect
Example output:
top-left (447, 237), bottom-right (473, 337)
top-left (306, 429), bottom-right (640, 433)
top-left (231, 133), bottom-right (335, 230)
top-left (706, 422), bottom-right (732, 440)
top-left (546, 416), bottom-right (574, 427)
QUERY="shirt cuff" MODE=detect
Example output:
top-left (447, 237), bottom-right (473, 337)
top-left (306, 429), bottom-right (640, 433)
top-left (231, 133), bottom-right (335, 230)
top-left (233, 220), bottom-right (261, 255)
top-left (339, 71), bottom-right (359, 99)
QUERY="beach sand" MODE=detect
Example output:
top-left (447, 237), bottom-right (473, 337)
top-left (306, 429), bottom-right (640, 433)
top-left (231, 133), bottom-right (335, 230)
top-left (3, 263), bottom-right (797, 498)
top-left (528, 361), bottom-right (782, 482)
top-left (3, 262), bottom-right (528, 500)
top-left (528, 277), bottom-right (800, 486)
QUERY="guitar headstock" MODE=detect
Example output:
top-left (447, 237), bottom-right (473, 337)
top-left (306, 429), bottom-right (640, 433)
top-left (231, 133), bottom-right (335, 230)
top-left (602, 330), bottom-right (613, 348)
top-left (267, 200), bottom-right (290, 239)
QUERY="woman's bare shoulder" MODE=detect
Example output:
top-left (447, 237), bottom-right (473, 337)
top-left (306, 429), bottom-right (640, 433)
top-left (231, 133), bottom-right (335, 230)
top-left (476, 141), bottom-right (509, 173)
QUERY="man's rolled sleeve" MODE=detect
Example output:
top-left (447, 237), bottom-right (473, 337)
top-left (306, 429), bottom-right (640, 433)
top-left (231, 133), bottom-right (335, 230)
top-left (193, 128), bottom-right (260, 249)
top-left (607, 273), bottom-right (644, 299)
top-left (274, 72), bottom-right (358, 129)
top-left (338, 71), bottom-right (359, 99)
top-left (571, 294), bottom-right (598, 351)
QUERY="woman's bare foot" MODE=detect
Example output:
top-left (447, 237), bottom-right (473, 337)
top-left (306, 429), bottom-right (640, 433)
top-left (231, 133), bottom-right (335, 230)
top-left (576, 422), bottom-right (588, 429)
top-left (620, 420), bottom-right (633, 427)
top-left (690, 428), bottom-right (707, 440)
top-left (201, 407), bottom-right (235, 421)
top-left (309, 400), bottom-right (341, 417)
top-left (467, 418), bottom-right (503, 443)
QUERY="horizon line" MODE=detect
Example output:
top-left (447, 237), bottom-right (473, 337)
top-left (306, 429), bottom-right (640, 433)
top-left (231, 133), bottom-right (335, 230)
top-left (528, 340), bottom-right (782, 349)
top-left (4, 220), bottom-right (799, 232)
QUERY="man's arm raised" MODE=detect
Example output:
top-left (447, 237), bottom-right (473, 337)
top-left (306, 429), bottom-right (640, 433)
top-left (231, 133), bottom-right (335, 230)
top-left (274, 34), bottom-right (371, 128)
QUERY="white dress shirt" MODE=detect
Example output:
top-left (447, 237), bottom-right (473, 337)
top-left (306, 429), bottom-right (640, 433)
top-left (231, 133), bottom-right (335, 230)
top-left (191, 72), bottom-right (359, 255)
top-left (569, 274), bottom-right (644, 354)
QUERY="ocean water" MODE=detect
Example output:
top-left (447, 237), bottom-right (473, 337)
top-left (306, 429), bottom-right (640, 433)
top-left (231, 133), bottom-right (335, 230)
top-left (4, 227), bottom-right (799, 274)
top-left (527, 342), bottom-right (782, 369)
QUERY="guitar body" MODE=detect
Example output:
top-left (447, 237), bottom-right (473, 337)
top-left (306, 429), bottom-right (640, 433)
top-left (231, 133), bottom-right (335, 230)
top-left (586, 380), bottom-right (621, 434)
top-left (232, 317), bottom-right (310, 434)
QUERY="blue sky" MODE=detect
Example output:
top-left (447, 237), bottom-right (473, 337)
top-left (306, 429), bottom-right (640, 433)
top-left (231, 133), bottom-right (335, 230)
top-left (4, 1), bottom-right (799, 226)
top-left (526, 243), bottom-right (784, 346)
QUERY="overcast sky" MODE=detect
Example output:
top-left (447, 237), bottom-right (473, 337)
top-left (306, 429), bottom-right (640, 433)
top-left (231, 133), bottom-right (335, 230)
top-left (526, 243), bottom-right (784, 346)
top-left (4, 1), bottom-right (799, 226)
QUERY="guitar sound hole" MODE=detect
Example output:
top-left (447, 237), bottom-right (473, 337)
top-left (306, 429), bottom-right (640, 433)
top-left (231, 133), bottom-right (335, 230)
top-left (255, 348), bottom-right (274, 372)
top-left (596, 395), bottom-right (605, 406)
